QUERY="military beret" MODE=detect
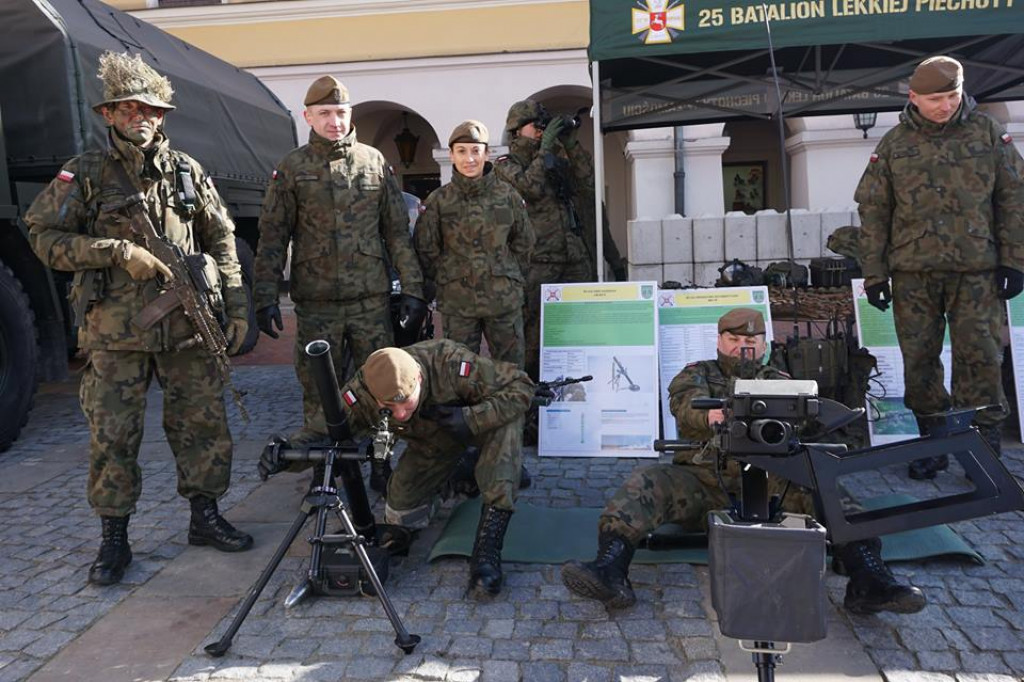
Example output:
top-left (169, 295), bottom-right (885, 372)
top-left (909, 56), bottom-right (963, 95)
top-left (304, 76), bottom-right (350, 107)
top-left (449, 120), bottom-right (489, 147)
top-left (718, 308), bottom-right (766, 336)
top-left (363, 348), bottom-right (421, 403)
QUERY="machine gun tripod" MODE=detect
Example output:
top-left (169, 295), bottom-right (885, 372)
top-left (204, 340), bottom-right (420, 657)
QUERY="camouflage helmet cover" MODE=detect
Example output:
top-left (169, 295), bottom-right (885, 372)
top-left (92, 51), bottom-right (175, 113)
top-left (505, 99), bottom-right (544, 133)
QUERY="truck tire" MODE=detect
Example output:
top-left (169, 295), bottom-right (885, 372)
top-left (233, 237), bottom-right (259, 356)
top-left (0, 263), bottom-right (38, 452)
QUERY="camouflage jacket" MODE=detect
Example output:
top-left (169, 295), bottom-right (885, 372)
top-left (25, 130), bottom-right (243, 352)
top-left (494, 136), bottom-right (592, 266)
top-left (667, 359), bottom-right (789, 466)
top-left (253, 128), bottom-right (424, 308)
top-left (855, 97), bottom-right (1024, 285)
top-left (339, 339), bottom-right (534, 441)
top-left (414, 166), bottom-right (534, 317)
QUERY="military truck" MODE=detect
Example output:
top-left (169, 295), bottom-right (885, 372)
top-left (0, 0), bottom-right (298, 451)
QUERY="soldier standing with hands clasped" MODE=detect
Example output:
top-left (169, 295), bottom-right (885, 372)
top-left (855, 56), bottom-right (1024, 479)
top-left (25, 52), bottom-right (254, 586)
top-left (253, 76), bottom-right (426, 444)
top-left (562, 309), bottom-right (926, 616)
top-left (414, 120), bottom-right (534, 368)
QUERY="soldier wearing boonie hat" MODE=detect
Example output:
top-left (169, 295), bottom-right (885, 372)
top-left (855, 53), bottom-right (1024, 480)
top-left (253, 74), bottom-right (427, 455)
top-left (562, 307), bottom-right (928, 618)
top-left (24, 50), bottom-right (255, 586)
top-left (257, 339), bottom-right (536, 601)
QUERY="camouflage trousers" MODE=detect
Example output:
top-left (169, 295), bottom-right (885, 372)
top-left (443, 309), bottom-right (525, 369)
top-left (384, 416), bottom-right (525, 527)
top-left (524, 260), bottom-right (591, 380)
top-left (892, 271), bottom-right (1008, 427)
top-left (293, 296), bottom-right (394, 438)
top-left (80, 348), bottom-right (233, 517)
top-left (599, 462), bottom-right (817, 546)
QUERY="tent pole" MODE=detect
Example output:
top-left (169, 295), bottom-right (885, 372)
top-left (592, 60), bottom-right (605, 283)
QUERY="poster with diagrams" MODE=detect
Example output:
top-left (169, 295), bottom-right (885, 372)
top-left (538, 281), bottom-right (659, 458)
top-left (656, 287), bottom-right (773, 440)
top-left (851, 278), bottom-right (952, 445)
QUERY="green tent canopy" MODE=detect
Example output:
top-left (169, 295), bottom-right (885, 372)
top-left (590, 0), bottom-right (1024, 130)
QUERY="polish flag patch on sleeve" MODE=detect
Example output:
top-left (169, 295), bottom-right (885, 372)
top-left (869, 153), bottom-right (879, 163)
top-left (458, 361), bottom-right (472, 377)
top-left (343, 390), bottom-right (358, 406)
top-left (57, 170), bottom-right (75, 183)
top-left (1001, 133), bottom-right (1013, 144)
top-left (272, 169), bottom-right (278, 179)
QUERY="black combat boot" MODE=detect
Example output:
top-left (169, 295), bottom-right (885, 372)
top-left (188, 496), bottom-right (254, 552)
top-left (468, 505), bottom-right (513, 599)
top-left (908, 416), bottom-right (949, 480)
top-left (88, 516), bottom-right (132, 586)
top-left (836, 538), bottom-right (926, 615)
top-left (561, 532), bottom-right (636, 609)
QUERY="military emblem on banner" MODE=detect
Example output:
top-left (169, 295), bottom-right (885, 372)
top-left (641, 285), bottom-right (654, 299)
top-left (632, 0), bottom-right (685, 45)
top-left (752, 290), bottom-right (765, 304)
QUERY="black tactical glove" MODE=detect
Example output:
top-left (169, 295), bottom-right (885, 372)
top-left (420, 404), bottom-right (474, 445)
top-left (540, 117), bottom-right (565, 152)
top-left (864, 281), bottom-right (892, 312)
top-left (532, 385), bottom-right (557, 407)
top-left (612, 260), bottom-right (628, 282)
top-left (996, 266), bottom-right (1024, 300)
top-left (397, 294), bottom-right (428, 336)
top-left (257, 434), bottom-right (290, 481)
top-left (256, 304), bottom-right (283, 339)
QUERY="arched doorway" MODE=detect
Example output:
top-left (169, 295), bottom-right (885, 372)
top-left (353, 102), bottom-right (441, 201)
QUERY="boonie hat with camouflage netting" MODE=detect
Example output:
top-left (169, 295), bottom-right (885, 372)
top-left (92, 51), bottom-right (175, 113)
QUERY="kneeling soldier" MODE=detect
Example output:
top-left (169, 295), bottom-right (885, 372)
top-left (259, 339), bottom-right (534, 599)
top-left (562, 309), bottom-right (927, 616)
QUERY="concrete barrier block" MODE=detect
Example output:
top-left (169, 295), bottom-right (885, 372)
top-left (791, 210), bottom-right (822, 259)
top-left (663, 262), bottom-right (695, 287)
top-left (662, 216), bottom-right (693, 263)
top-left (724, 213), bottom-right (757, 261)
top-left (693, 217), bottom-right (725, 263)
top-left (627, 219), bottom-right (664, 265)
top-left (694, 262), bottom-right (722, 287)
top-left (756, 212), bottom-right (790, 260)
top-left (629, 263), bottom-right (664, 284)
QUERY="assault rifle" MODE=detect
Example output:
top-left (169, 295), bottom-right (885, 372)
top-left (110, 162), bottom-right (247, 419)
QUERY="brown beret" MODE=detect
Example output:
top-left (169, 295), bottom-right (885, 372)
top-left (448, 120), bottom-right (489, 147)
top-left (363, 348), bottom-right (420, 403)
top-left (718, 308), bottom-right (766, 336)
top-left (909, 56), bottom-right (963, 95)
top-left (304, 76), bottom-right (350, 107)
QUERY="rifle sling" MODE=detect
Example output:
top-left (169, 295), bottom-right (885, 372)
top-left (132, 289), bottom-right (183, 331)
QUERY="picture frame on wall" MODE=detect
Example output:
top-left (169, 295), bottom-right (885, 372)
top-left (723, 162), bottom-right (766, 214)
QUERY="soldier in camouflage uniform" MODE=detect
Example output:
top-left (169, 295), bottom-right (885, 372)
top-left (414, 120), bottom-right (534, 367)
top-left (494, 100), bottom-right (626, 381)
top-left (254, 76), bottom-right (426, 443)
top-left (25, 52), bottom-right (254, 586)
top-left (259, 339), bottom-right (534, 599)
top-left (855, 56), bottom-right (1024, 479)
top-left (562, 309), bottom-right (926, 616)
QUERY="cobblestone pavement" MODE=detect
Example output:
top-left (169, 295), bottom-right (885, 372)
top-left (1, 364), bottom-right (1023, 682)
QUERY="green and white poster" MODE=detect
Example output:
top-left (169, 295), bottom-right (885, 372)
top-left (851, 278), bottom-right (951, 445)
top-left (657, 287), bottom-right (773, 440)
top-left (538, 281), bottom-right (659, 458)
top-left (1006, 296), bottom-right (1024, 442)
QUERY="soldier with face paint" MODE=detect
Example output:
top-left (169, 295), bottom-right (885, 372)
top-left (24, 51), bottom-right (253, 586)
top-left (562, 309), bottom-right (927, 617)
top-left (855, 56), bottom-right (1024, 479)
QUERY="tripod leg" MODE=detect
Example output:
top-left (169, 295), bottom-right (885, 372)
top-left (205, 509), bottom-right (311, 657)
top-left (335, 505), bottom-right (420, 654)
top-left (286, 464), bottom-right (336, 609)
top-left (752, 641), bottom-right (777, 682)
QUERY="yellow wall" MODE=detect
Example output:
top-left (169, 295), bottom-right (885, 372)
top-left (106, 0), bottom-right (146, 9)
top-left (132, 2), bottom-right (587, 68)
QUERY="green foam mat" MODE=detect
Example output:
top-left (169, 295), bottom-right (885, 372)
top-left (427, 494), bottom-right (984, 565)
